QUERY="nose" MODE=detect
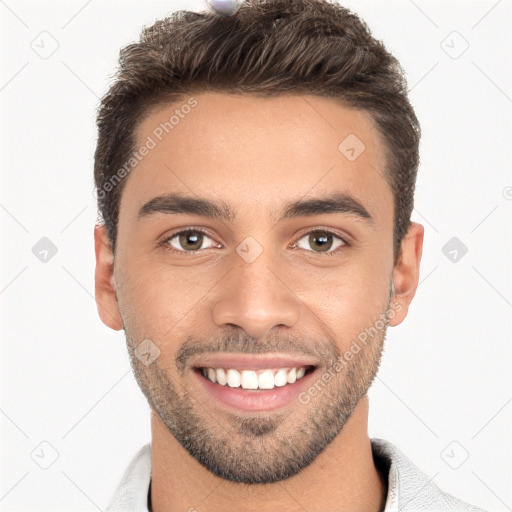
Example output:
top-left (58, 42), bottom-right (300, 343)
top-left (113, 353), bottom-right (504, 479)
top-left (212, 252), bottom-right (302, 340)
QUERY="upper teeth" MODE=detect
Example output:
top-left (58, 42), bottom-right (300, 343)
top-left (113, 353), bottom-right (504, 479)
top-left (202, 367), bottom-right (308, 390)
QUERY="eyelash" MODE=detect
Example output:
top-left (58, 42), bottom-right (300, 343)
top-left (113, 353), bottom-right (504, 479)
top-left (158, 227), bottom-right (349, 257)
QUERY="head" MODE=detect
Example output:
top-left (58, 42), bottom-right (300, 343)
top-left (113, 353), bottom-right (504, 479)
top-left (94, 0), bottom-right (423, 484)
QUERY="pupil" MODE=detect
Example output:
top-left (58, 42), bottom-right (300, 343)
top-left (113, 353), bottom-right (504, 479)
top-left (310, 232), bottom-right (332, 252)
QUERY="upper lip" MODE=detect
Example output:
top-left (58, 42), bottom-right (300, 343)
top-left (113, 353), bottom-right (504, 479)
top-left (191, 353), bottom-right (319, 370)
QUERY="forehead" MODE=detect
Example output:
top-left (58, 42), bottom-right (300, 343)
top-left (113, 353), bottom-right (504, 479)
top-left (121, 92), bottom-right (392, 225)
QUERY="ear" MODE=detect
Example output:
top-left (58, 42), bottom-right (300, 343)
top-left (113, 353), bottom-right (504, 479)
top-left (388, 221), bottom-right (424, 327)
top-left (94, 224), bottom-right (123, 331)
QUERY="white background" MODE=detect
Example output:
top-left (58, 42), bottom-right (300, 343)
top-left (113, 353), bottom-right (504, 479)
top-left (1, 0), bottom-right (511, 510)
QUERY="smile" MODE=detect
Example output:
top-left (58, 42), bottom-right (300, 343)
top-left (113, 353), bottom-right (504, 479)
top-left (199, 366), bottom-right (313, 390)
top-left (192, 355), bottom-right (319, 412)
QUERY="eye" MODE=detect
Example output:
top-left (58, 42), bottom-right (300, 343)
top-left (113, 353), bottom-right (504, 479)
top-left (293, 229), bottom-right (347, 256)
top-left (162, 228), bottom-right (218, 253)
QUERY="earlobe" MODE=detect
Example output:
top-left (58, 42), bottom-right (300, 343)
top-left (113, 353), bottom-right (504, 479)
top-left (388, 222), bottom-right (424, 327)
top-left (94, 224), bottom-right (124, 331)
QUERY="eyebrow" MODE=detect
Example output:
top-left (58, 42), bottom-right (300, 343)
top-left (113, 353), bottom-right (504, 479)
top-left (138, 192), bottom-right (374, 224)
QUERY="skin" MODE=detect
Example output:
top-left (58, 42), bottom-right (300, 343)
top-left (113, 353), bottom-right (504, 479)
top-left (94, 92), bottom-right (424, 512)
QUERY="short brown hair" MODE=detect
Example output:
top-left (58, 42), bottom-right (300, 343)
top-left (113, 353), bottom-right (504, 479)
top-left (94, 0), bottom-right (420, 263)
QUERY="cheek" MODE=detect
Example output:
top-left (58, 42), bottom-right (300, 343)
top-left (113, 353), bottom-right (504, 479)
top-left (305, 257), bottom-right (392, 348)
top-left (121, 263), bottom-right (217, 335)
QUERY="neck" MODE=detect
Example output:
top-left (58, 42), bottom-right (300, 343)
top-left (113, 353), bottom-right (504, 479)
top-left (150, 396), bottom-right (387, 512)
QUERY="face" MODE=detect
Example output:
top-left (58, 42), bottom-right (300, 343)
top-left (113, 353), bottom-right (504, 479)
top-left (95, 92), bottom-right (423, 484)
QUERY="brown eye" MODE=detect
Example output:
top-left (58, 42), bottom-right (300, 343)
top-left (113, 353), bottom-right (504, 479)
top-left (167, 230), bottom-right (215, 252)
top-left (295, 230), bottom-right (345, 254)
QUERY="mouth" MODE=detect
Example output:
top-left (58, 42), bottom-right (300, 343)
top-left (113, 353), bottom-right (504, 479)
top-left (191, 356), bottom-right (319, 412)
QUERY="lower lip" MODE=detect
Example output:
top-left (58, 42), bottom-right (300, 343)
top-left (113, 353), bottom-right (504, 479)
top-left (194, 367), bottom-right (317, 412)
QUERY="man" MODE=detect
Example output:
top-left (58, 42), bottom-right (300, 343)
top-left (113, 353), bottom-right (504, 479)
top-left (93, 0), bottom-right (487, 510)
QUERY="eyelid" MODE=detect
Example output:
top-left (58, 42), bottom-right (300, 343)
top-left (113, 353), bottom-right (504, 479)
top-left (293, 226), bottom-right (349, 245)
top-left (159, 226), bottom-right (349, 255)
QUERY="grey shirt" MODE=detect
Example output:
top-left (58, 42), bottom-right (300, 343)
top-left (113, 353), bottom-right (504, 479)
top-left (106, 438), bottom-right (488, 511)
